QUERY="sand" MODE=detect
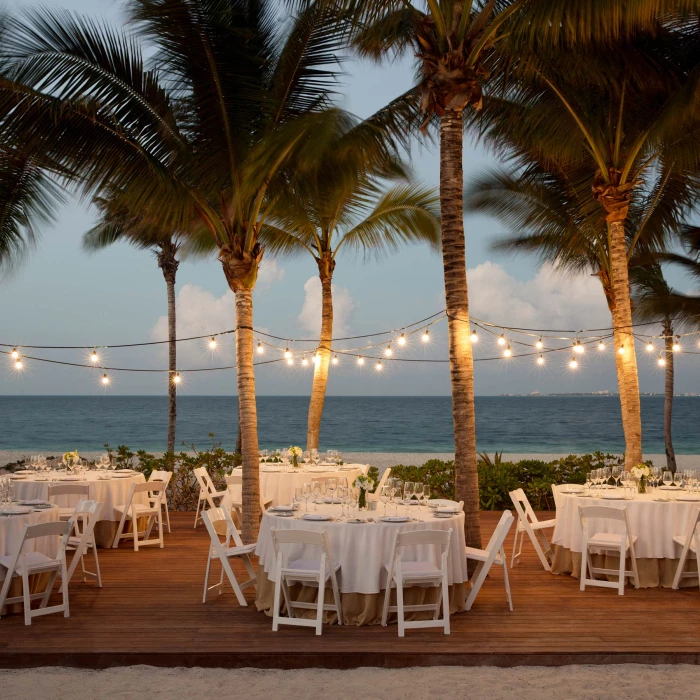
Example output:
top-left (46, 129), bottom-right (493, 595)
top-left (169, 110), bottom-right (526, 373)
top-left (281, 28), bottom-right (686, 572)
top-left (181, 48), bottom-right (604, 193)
top-left (1, 664), bottom-right (697, 699)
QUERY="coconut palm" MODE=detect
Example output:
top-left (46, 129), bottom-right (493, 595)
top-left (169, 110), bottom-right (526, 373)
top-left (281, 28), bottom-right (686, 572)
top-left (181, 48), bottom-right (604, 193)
top-left (464, 24), bottom-right (700, 468)
top-left (261, 167), bottom-right (440, 450)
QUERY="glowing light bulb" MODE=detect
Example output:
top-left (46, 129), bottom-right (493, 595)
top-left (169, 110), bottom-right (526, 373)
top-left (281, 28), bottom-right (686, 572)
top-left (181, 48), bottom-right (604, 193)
top-left (646, 342), bottom-right (654, 353)
top-left (398, 333), bottom-right (406, 346)
top-left (101, 372), bottom-right (110, 385)
top-left (332, 355), bottom-right (339, 365)
top-left (421, 329), bottom-right (430, 342)
top-left (598, 341), bottom-right (606, 351)
top-left (301, 355), bottom-right (308, 367)
top-left (284, 347), bottom-right (291, 359)
top-left (503, 345), bottom-right (512, 358)
top-left (673, 336), bottom-right (681, 352)
top-left (11, 348), bottom-right (18, 360)
top-left (497, 334), bottom-right (506, 346)
top-left (385, 344), bottom-right (393, 357)
top-left (286, 357), bottom-right (294, 366)
top-left (537, 354), bottom-right (545, 366)
top-left (618, 345), bottom-right (625, 355)
top-left (536, 338), bottom-right (543, 349)
top-left (573, 340), bottom-right (585, 354)
top-left (14, 358), bottom-right (22, 370)
top-left (257, 342), bottom-right (264, 354)
top-left (471, 329), bottom-right (478, 343)
top-left (569, 357), bottom-right (578, 369)
top-left (357, 356), bottom-right (365, 366)
top-left (173, 372), bottom-right (181, 384)
top-left (314, 353), bottom-right (321, 365)
top-left (376, 360), bottom-right (383, 371)
top-left (658, 353), bottom-right (666, 367)
top-left (90, 349), bottom-right (99, 364)
top-left (209, 337), bottom-right (217, 350)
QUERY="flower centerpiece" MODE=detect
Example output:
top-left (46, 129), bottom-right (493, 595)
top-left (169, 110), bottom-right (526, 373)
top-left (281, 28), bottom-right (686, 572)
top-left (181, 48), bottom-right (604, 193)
top-left (631, 464), bottom-right (652, 494)
top-left (353, 474), bottom-right (376, 510)
top-left (62, 450), bottom-right (80, 472)
top-left (288, 446), bottom-right (303, 469)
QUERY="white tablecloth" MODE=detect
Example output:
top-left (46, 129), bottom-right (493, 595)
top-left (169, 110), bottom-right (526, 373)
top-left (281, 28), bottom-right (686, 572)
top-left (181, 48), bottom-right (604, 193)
top-left (552, 485), bottom-right (700, 559)
top-left (232, 464), bottom-right (368, 507)
top-left (11, 472), bottom-right (147, 522)
top-left (255, 504), bottom-right (468, 595)
top-left (0, 505), bottom-right (60, 568)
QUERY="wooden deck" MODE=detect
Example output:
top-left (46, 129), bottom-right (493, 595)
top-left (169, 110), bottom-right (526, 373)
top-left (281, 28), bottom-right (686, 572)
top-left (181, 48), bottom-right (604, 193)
top-left (3, 511), bottom-right (700, 668)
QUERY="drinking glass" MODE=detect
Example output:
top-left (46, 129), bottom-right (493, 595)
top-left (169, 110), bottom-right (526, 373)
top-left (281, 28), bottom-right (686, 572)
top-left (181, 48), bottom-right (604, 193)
top-left (312, 480), bottom-right (322, 510)
top-left (414, 483), bottom-right (424, 506)
top-left (612, 466), bottom-right (620, 488)
top-left (327, 478), bottom-right (337, 503)
top-left (584, 472), bottom-right (592, 490)
top-left (423, 485), bottom-right (430, 505)
top-left (404, 482), bottom-right (414, 504)
top-left (294, 486), bottom-right (302, 509)
top-left (301, 483), bottom-right (312, 511)
top-left (339, 477), bottom-right (348, 491)
top-left (337, 486), bottom-right (347, 517)
top-left (379, 486), bottom-right (391, 515)
top-left (311, 448), bottom-right (319, 465)
top-left (663, 470), bottom-right (673, 488)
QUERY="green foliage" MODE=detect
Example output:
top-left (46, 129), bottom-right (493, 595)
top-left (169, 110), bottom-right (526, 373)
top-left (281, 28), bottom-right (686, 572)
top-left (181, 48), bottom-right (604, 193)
top-left (367, 466), bottom-right (379, 491)
top-left (389, 459), bottom-right (456, 501)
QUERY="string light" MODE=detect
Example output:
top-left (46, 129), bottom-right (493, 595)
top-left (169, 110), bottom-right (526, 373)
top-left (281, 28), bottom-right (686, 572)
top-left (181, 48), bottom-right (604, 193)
top-left (471, 329), bottom-right (478, 343)
top-left (646, 341), bottom-right (655, 353)
top-left (503, 345), bottom-right (512, 358)
top-left (90, 349), bottom-right (99, 363)
top-left (598, 340), bottom-right (606, 351)
top-left (673, 336), bottom-right (681, 352)
top-left (658, 353), bottom-right (666, 367)
top-left (573, 340), bottom-right (585, 354)
top-left (286, 356), bottom-right (294, 366)
top-left (14, 356), bottom-right (22, 370)
top-left (332, 354), bottom-right (339, 365)
top-left (257, 341), bottom-right (264, 354)
top-left (301, 355), bottom-right (308, 367)
top-left (618, 345), bottom-right (625, 355)
top-left (357, 355), bottom-right (365, 366)
top-left (101, 372), bottom-right (110, 385)
top-left (314, 352), bottom-right (321, 365)
top-left (421, 329), bottom-right (430, 342)
top-left (284, 347), bottom-right (292, 359)
top-left (209, 337), bottom-right (217, 350)
top-left (536, 337), bottom-right (543, 349)
top-left (376, 360), bottom-right (383, 371)
top-left (398, 333), bottom-right (406, 346)
top-left (537, 355), bottom-right (545, 366)
top-left (172, 372), bottom-right (181, 384)
top-left (385, 344), bottom-right (393, 357)
top-left (11, 348), bottom-right (18, 360)
top-left (569, 357), bottom-right (578, 369)
top-left (497, 333), bottom-right (506, 346)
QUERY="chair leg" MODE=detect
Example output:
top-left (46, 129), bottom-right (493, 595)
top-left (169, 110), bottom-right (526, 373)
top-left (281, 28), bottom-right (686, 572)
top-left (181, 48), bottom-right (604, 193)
top-left (222, 556), bottom-right (248, 607)
top-left (618, 546), bottom-right (625, 596)
top-left (396, 577), bottom-right (405, 638)
top-left (158, 509), bottom-right (164, 548)
top-left (315, 574), bottom-right (326, 636)
top-left (164, 502), bottom-right (171, 534)
top-left (203, 552), bottom-right (213, 603)
top-left (580, 541), bottom-right (588, 591)
top-left (22, 569), bottom-right (32, 626)
top-left (465, 561), bottom-right (487, 612)
top-left (381, 582), bottom-right (391, 626)
top-left (0, 567), bottom-right (14, 619)
top-left (502, 550), bottom-right (514, 612)
top-left (39, 570), bottom-right (59, 609)
top-left (61, 562), bottom-right (70, 618)
top-left (194, 496), bottom-right (202, 529)
top-left (112, 511), bottom-right (128, 548)
top-left (510, 528), bottom-right (521, 568)
top-left (330, 572), bottom-right (342, 625)
top-left (93, 546), bottom-right (102, 588)
top-left (272, 561), bottom-right (282, 632)
top-left (441, 572), bottom-right (450, 635)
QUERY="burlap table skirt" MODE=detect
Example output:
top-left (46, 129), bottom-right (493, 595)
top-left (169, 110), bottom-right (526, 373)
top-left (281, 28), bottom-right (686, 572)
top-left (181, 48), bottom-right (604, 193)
top-left (551, 543), bottom-right (700, 588)
top-left (254, 566), bottom-right (466, 626)
top-left (1, 572), bottom-right (52, 615)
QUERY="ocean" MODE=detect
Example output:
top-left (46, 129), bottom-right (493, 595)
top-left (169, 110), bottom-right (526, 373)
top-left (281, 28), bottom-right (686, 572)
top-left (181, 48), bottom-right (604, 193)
top-left (0, 395), bottom-right (699, 454)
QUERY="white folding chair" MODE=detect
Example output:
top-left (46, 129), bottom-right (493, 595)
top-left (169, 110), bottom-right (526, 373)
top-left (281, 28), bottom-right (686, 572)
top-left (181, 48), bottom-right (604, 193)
top-left (368, 467), bottom-right (392, 502)
top-left (201, 508), bottom-right (257, 605)
top-left (149, 470), bottom-right (172, 533)
top-left (193, 466), bottom-right (228, 528)
top-left (465, 510), bottom-right (514, 611)
top-left (672, 507), bottom-right (700, 590)
top-left (111, 481), bottom-right (166, 550)
top-left (579, 505), bottom-right (639, 595)
top-left (225, 473), bottom-right (272, 518)
top-left (65, 500), bottom-right (103, 587)
top-left (271, 528), bottom-right (342, 636)
top-left (381, 528), bottom-right (452, 637)
top-left (509, 488), bottom-right (556, 570)
top-left (0, 520), bottom-right (72, 626)
top-left (47, 483), bottom-right (90, 521)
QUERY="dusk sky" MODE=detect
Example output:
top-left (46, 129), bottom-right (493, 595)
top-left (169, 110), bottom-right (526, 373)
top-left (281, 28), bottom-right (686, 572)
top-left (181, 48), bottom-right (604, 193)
top-left (2, 0), bottom-right (699, 397)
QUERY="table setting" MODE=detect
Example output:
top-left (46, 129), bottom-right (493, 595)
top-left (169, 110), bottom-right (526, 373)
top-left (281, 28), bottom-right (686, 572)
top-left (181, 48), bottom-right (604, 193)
top-left (551, 468), bottom-right (700, 587)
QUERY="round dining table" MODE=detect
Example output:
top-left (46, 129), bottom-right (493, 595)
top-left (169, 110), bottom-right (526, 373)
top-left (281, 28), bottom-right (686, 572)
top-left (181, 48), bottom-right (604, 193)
top-left (231, 464), bottom-right (368, 508)
top-left (10, 470), bottom-right (147, 547)
top-left (254, 501), bottom-right (468, 625)
top-left (551, 484), bottom-right (700, 588)
top-left (0, 503), bottom-right (60, 614)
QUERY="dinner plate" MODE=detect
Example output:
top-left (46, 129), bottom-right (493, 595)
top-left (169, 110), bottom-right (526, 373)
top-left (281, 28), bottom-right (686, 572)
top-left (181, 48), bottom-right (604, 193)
top-left (111, 473), bottom-right (132, 478)
top-left (260, 467), bottom-right (282, 473)
top-left (436, 509), bottom-right (460, 515)
top-left (302, 514), bottom-right (333, 521)
top-left (0, 507), bottom-right (32, 515)
top-left (676, 495), bottom-right (700, 502)
top-left (433, 513), bottom-right (455, 518)
top-left (347, 518), bottom-right (369, 524)
top-left (273, 512), bottom-right (295, 518)
top-left (58, 476), bottom-right (83, 481)
top-left (380, 515), bottom-right (409, 523)
top-left (269, 506), bottom-right (295, 513)
top-left (660, 485), bottom-right (681, 490)
top-left (19, 500), bottom-right (50, 506)
top-left (9, 475), bottom-right (27, 480)
top-left (600, 494), bottom-right (625, 500)
top-left (115, 469), bottom-right (136, 473)
top-left (562, 490), bottom-right (584, 495)
top-left (14, 469), bottom-right (35, 475)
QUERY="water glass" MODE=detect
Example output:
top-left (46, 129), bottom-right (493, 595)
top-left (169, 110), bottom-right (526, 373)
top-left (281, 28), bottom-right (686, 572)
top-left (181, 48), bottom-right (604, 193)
top-left (327, 478), bottom-right (337, 503)
top-left (312, 480), bottom-right (322, 510)
top-left (663, 471), bottom-right (673, 488)
top-left (379, 486), bottom-right (391, 515)
top-left (423, 485), bottom-right (430, 504)
top-left (302, 483), bottom-right (312, 511)
top-left (294, 486), bottom-right (302, 508)
top-left (612, 466), bottom-right (620, 487)
top-left (414, 482), bottom-right (424, 506)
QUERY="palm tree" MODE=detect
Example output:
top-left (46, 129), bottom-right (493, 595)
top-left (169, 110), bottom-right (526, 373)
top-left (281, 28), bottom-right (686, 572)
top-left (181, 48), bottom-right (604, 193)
top-left (464, 26), bottom-right (700, 468)
top-left (82, 193), bottom-right (186, 453)
top-left (263, 168), bottom-right (440, 450)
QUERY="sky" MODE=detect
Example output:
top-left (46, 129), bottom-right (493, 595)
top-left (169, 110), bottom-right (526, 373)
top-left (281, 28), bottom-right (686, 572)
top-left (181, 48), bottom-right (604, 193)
top-left (1, 0), bottom-right (698, 397)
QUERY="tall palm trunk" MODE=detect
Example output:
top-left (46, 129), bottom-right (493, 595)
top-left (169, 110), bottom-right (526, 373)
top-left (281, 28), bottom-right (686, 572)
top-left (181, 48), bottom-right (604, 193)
top-left (663, 320), bottom-right (677, 473)
top-left (235, 288), bottom-right (261, 543)
top-left (607, 219), bottom-right (643, 467)
top-left (307, 254), bottom-right (335, 451)
top-left (440, 110), bottom-right (481, 549)
top-left (158, 247), bottom-right (179, 453)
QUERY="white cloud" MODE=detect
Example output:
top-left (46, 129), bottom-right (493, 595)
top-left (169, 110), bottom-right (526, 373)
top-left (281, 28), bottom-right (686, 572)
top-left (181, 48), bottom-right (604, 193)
top-left (297, 276), bottom-right (355, 338)
top-left (255, 259), bottom-right (285, 291)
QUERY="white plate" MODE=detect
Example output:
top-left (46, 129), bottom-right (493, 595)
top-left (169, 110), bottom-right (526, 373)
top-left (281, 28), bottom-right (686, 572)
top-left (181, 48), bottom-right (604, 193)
top-left (562, 490), bottom-right (584, 495)
top-left (676, 495), bottom-right (700, 502)
top-left (58, 476), bottom-right (83, 481)
top-left (347, 518), bottom-right (369, 524)
top-left (436, 509), bottom-right (460, 515)
top-left (9, 475), bottom-right (27, 480)
top-left (401, 500), bottom-right (421, 506)
top-left (600, 494), bottom-right (625, 500)
top-left (14, 470), bottom-right (35, 475)
top-left (660, 486), bottom-right (681, 490)
top-left (0, 507), bottom-right (32, 515)
top-left (381, 516), bottom-right (409, 523)
top-left (273, 512), bottom-right (295, 518)
top-left (433, 513), bottom-right (455, 518)
top-left (111, 473), bottom-right (132, 478)
top-left (115, 469), bottom-right (136, 473)
top-left (269, 506), bottom-right (295, 513)
top-left (19, 500), bottom-right (50, 506)
top-left (260, 467), bottom-right (282, 473)
top-left (302, 514), bottom-right (333, 521)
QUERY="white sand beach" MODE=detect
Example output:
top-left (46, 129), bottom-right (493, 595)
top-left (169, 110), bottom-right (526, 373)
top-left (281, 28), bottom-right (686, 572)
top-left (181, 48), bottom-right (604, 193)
top-left (1, 664), bottom-right (696, 700)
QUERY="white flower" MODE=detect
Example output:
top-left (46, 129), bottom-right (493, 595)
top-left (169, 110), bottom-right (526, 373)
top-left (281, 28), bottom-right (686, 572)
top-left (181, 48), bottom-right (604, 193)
top-left (353, 474), bottom-right (375, 491)
top-left (62, 450), bottom-right (79, 464)
top-left (288, 446), bottom-right (303, 457)
top-left (631, 465), bottom-right (652, 479)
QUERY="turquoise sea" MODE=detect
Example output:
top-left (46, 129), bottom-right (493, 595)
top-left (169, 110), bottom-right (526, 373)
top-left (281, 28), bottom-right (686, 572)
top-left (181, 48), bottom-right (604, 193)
top-left (0, 395), bottom-right (699, 454)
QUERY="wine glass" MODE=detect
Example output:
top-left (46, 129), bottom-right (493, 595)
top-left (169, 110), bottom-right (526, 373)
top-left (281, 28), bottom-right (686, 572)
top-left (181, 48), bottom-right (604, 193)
top-left (312, 480), bottom-right (322, 510)
top-left (612, 466), bottom-right (620, 488)
top-left (294, 486), bottom-right (302, 509)
top-left (391, 480), bottom-right (403, 515)
top-left (414, 482), bottom-right (424, 506)
top-left (310, 448), bottom-right (319, 465)
top-left (301, 483), bottom-right (312, 511)
top-left (663, 470), bottom-right (673, 488)
top-left (423, 484), bottom-right (431, 506)
top-left (327, 478), bottom-right (337, 503)
top-left (379, 485), bottom-right (391, 515)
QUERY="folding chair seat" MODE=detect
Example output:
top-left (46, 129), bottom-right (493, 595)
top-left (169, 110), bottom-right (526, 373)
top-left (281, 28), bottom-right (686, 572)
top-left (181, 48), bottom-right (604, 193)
top-left (47, 484), bottom-right (90, 521)
top-left (112, 481), bottom-right (166, 550)
top-left (672, 507), bottom-right (700, 589)
top-left (201, 508), bottom-right (257, 605)
top-left (509, 488), bottom-right (556, 570)
top-left (149, 470), bottom-right (172, 534)
top-left (0, 520), bottom-right (72, 626)
top-left (381, 528), bottom-right (452, 637)
top-left (193, 467), bottom-right (228, 528)
top-left (271, 528), bottom-right (342, 635)
top-left (465, 510), bottom-right (514, 611)
top-left (65, 500), bottom-right (103, 587)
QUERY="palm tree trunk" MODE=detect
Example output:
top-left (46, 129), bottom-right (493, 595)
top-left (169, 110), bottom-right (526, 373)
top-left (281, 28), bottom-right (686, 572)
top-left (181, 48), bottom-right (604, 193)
top-left (158, 246), bottom-right (179, 453)
top-left (664, 321), bottom-right (677, 473)
top-left (307, 264), bottom-right (334, 451)
top-left (440, 110), bottom-right (481, 550)
top-left (608, 219), bottom-right (643, 468)
top-left (235, 288), bottom-right (261, 543)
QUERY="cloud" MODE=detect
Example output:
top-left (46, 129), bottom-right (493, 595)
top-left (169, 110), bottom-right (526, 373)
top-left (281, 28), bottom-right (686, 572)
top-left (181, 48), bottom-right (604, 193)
top-left (466, 261), bottom-right (610, 332)
top-left (255, 259), bottom-right (285, 291)
top-left (297, 276), bottom-right (355, 338)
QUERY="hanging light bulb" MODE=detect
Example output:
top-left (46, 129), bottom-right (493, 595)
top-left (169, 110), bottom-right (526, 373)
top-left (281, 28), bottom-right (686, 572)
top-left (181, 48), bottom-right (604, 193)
top-left (284, 347), bottom-right (292, 359)
top-left (503, 345), bottom-right (512, 358)
top-left (658, 353), bottom-right (666, 367)
top-left (209, 337), bottom-right (217, 350)
top-left (618, 345), bottom-right (625, 355)
top-left (646, 341), bottom-right (655, 353)
top-left (90, 349), bottom-right (99, 364)
top-left (573, 339), bottom-right (585, 354)
top-left (257, 341), bottom-right (264, 354)
top-left (314, 352), bottom-right (321, 365)
top-left (357, 355), bottom-right (365, 366)
top-left (537, 354), bottom-right (545, 366)
top-left (421, 329), bottom-right (430, 342)
top-left (172, 372), bottom-right (181, 384)
top-left (101, 372), bottom-right (110, 385)
top-left (598, 340), bottom-right (606, 351)
top-left (497, 333), bottom-right (506, 346)
top-left (14, 356), bottom-right (22, 370)
top-left (673, 336), bottom-right (681, 352)
top-left (11, 348), bottom-right (19, 360)
top-left (332, 354), bottom-right (339, 366)
top-left (569, 357), bottom-right (578, 369)
top-left (376, 360), bottom-right (383, 371)
top-left (286, 356), bottom-right (294, 366)
top-left (301, 355), bottom-right (308, 367)
top-left (385, 344), bottom-right (392, 357)
top-left (398, 333), bottom-right (406, 346)
top-left (536, 337), bottom-right (543, 349)
top-left (471, 329), bottom-right (478, 343)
